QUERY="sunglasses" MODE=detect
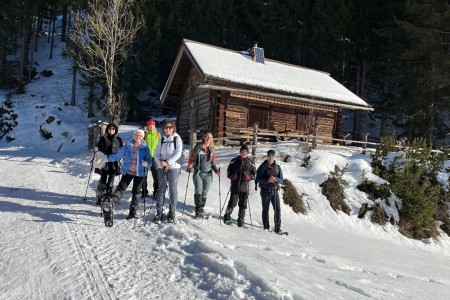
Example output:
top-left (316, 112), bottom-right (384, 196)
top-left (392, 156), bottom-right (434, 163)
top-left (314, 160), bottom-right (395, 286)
top-left (268, 153), bottom-right (275, 158)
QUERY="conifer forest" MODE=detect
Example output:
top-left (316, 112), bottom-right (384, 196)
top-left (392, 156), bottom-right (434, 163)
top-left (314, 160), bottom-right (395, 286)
top-left (1, 0), bottom-right (450, 146)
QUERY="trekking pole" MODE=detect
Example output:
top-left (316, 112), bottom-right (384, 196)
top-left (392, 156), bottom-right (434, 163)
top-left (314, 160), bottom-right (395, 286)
top-left (247, 181), bottom-right (253, 230)
top-left (218, 168), bottom-right (222, 224)
top-left (143, 171), bottom-right (148, 218)
top-left (182, 169), bottom-right (191, 216)
top-left (83, 150), bottom-right (96, 203)
top-left (220, 186), bottom-right (231, 218)
top-left (273, 184), bottom-right (280, 232)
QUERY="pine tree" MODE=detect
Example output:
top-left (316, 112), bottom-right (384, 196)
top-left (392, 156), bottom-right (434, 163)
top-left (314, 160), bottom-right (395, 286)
top-left (395, 0), bottom-right (450, 145)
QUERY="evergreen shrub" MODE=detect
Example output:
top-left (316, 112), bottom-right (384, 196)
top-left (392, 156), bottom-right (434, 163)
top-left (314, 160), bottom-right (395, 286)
top-left (371, 134), bottom-right (396, 180)
top-left (282, 179), bottom-right (307, 214)
top-left (357, 179), bottom-right (391, 201)
top-left (370, 203), bottom-right (388, 225)
top-left (391, 139), bottom-right (440, 239)
top-left (320, 165), bottom-right (350, 215)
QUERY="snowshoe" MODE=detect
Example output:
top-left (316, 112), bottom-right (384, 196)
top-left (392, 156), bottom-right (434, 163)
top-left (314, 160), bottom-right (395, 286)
top-left (275, 230), bottom-right (288, 236)
top-left (237, 222), bottom-right (248, 229)
top-left (125, 213), bottom-right (137, 220)
top-left (223, 219), bottom-right (232, 225)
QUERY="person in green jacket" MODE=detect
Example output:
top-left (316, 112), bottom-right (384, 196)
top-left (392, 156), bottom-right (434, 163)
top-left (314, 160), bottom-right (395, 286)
top-left (144, 118), bottom-right (161, 198)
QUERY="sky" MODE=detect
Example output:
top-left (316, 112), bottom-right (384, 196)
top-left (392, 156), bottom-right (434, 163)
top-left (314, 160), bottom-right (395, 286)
top-left (1, 21), bottom-right (450, 300)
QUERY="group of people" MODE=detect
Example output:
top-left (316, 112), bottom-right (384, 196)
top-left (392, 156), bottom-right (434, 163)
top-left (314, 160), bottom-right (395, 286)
top-left (94, 119), bottom-right (284, 232)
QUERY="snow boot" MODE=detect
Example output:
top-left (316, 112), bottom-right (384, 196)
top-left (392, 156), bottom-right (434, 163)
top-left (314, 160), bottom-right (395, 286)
top-left (125, 211), bottom-right (137, 220)
top-left (199, 197), bottom-right (207, 217)
top-left (223, 213), bottom-right (232, 225)
top-left (126, 196), bottom-right (138, 219)
top-left (153, 211), bottom-right (162, 224)
top-left (237, 208), bottom-right (246, 227)
top-left (126, 196), bottom-right (137, 220)
top-left (96, 183), bottom-right (107, 205)
top-left (167, 211), bottom-right (176, 224)
top-left (194, 194), bottom-right (202, 217)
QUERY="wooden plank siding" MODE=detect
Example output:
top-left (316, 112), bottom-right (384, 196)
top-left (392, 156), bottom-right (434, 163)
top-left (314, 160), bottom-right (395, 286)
top-left (271, 110), bottom-right (297, 132)
top-left (176, 83), bottom-right (339, 143)
top-left (177, 69), bottom-right (211, 141)
top-left (219, 92), bottom-right (338, 141)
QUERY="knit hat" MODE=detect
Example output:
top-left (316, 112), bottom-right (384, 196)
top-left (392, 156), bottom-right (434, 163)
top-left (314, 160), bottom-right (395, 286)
top-left (106, 123), bottom-right (117, 132)
top-left (133, 129), bottom-right (145, 137)
top-left (267, 149), bottom-right (276, 157)
top-left (147, 119), bottom-right (156, 126)
top-left (240, 144), bottom-right (249, 153)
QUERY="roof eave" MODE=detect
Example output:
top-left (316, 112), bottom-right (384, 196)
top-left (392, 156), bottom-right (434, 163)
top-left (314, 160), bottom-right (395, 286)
top-left (160, 39), bottom-right (206, 105)
top-left (199, 81), bottom-right (373, 111)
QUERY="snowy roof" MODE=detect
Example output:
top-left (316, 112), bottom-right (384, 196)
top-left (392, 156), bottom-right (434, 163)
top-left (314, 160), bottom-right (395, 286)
top-left (161, 39), bottom-right (373, 111)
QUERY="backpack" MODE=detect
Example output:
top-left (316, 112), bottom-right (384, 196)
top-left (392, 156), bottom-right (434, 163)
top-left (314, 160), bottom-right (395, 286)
top-left (161, 136), bottom-right (178, 149)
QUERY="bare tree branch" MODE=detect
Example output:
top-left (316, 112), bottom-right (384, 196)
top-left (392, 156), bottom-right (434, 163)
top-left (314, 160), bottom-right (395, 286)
top-left (69, 0), bottom-right (142, 123)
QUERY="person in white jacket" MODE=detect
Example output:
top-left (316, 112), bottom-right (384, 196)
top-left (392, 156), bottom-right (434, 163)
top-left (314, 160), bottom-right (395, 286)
top-left (153, 119), bottom-right (183, 223)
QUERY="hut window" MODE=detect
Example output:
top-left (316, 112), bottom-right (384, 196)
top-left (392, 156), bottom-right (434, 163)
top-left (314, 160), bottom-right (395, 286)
top-left (248, 106), bottom-right (268, 129)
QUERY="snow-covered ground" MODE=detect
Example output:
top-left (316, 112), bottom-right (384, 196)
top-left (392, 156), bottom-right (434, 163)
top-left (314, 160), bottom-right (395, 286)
top-left (1, 24), bottom-right (450, 300)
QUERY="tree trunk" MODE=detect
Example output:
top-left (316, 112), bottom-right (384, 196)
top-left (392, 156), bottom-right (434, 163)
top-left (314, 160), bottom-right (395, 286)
top-left (28, 30), bottom-right (35, 80)
top-left (19, 27), bottom-right (26, 82)
top-left (427, 99), bottom-right (434, 146)
top-left (61, 4), bottom-right (68, 42)
top-left (49, 14), bottom-right (56, 59)
top-left (35, 14), bottom-right (40, 52)
top-left (71, 62), bottom-right (77, 107)
top-left (47, 17), bottom-right (51, 43)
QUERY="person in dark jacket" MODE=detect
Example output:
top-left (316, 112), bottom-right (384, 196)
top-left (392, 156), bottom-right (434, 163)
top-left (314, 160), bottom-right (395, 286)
top-left (187, 132), bottom-right (221, 217)
top-left (95, 123), bottom-right (123, 205)
top-left (223, 144), bottom-right (256, 227)
top-left (256, 149), bottom-right (284, 233)
top-left (96, 129), bottom-right (152, 219)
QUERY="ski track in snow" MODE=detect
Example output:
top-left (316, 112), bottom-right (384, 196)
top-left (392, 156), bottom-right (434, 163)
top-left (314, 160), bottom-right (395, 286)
top-left (0, 153), bottom-right (286, 299)
top-left (1, 149), bottom-right (450, 299)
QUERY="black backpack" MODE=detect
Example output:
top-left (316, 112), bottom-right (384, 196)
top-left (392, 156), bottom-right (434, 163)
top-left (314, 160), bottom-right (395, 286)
top-left (161, 136), bottom-right (178, 149)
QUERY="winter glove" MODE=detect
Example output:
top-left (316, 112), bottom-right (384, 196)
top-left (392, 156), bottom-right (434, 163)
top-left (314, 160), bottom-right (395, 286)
top-left (93, 151), bottom-right (107, 169)
top-left (142, 161), bottom-right (148, 168)
top-left (243, 173), bottom-right (251, 181)
top-left (230, 174), bottom-right (238, 181)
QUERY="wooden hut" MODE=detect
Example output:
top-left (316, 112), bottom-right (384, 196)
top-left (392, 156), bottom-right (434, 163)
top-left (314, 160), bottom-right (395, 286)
top-left (160, 39), bottom-right (373, 144)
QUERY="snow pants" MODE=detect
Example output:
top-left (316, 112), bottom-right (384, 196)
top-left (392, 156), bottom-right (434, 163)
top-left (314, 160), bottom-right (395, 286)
top-left (260, 188), bottom-right (281, 231)
top-left (193, 170), bottom-right (213, 198)
top-left (156, 168), bottom-right (180, 213)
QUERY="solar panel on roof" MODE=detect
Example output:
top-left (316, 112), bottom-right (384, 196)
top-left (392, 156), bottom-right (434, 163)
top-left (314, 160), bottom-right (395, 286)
top-left (254, 47), bottom-right (265, 64)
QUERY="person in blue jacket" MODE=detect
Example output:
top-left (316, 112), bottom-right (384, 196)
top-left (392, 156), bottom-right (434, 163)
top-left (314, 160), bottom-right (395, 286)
top-left (256, 149), bottom-right (284, 233)
top-left (105, 129), bottom-right (151, 219)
